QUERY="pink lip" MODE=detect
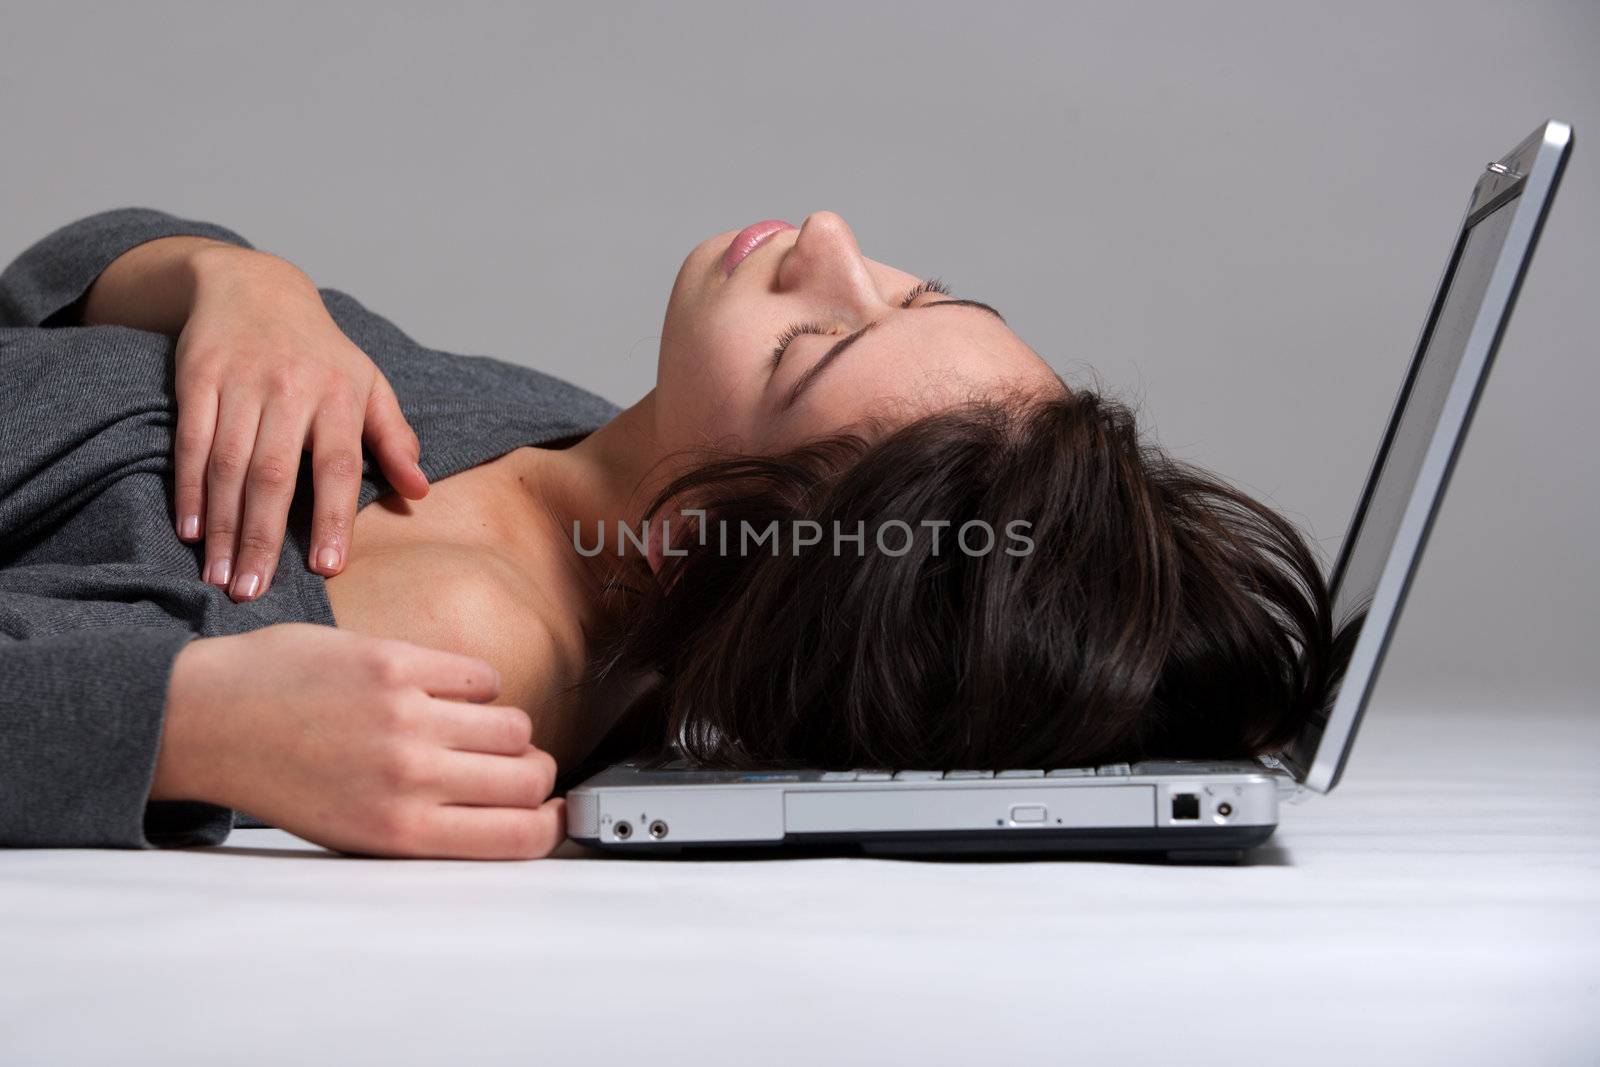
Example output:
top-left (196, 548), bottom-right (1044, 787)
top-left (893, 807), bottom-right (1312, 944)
top-left (723, 219), bottom-right (796, 277)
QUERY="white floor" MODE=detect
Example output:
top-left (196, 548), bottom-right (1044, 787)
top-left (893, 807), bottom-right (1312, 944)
top-left (2, 697), bottom-right (1596, 1066)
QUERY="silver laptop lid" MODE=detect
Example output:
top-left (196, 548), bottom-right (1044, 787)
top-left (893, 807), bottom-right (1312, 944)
top-left (1279, 120), bottom-right (1573, 793)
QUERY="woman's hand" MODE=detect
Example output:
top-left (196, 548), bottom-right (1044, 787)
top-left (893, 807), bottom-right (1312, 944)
top-left (173, 245), bottom-right (428, 601)
top-left (82, 237), bottom-right (429, 602)
top-left (153, 624), bottom-right (566, 860)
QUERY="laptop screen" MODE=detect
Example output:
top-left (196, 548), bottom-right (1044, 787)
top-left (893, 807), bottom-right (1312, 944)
top-left (1279, 121), bottom-right (1570, 792)
top-left (1330, 198), bottom-right (1518, 634)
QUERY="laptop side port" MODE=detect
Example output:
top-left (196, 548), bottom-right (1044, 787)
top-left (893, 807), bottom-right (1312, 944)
top-left (1170, 793), bottom-right (1201, 820)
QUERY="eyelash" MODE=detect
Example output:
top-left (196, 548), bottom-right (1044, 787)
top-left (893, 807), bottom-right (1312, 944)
top-left (769, 278), bottom-right (952, 368)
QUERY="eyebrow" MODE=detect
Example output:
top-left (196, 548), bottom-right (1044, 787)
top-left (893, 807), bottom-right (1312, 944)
top-left (780, 299), bottom-right (1008, 412)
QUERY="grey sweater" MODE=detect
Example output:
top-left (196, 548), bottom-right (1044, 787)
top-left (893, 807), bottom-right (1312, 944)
top-left (0, 209), bottom-right (622, 850)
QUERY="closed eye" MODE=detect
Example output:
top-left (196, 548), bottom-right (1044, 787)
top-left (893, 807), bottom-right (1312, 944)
top-left (898, 277), bottom-right (952, 307)
top-left (768, 278), bottom-right (953, 369)
top-left (768, 321), bottom-right (831, 369)
top-left (776, 281), bottom-right (1008, 412)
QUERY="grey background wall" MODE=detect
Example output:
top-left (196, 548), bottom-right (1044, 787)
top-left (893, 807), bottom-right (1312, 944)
top-left (3, 1), bottom-right (1595, 709)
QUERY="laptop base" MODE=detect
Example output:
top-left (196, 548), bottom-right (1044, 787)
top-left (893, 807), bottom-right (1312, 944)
top-left (571, 823), bottom-right (1275, 864)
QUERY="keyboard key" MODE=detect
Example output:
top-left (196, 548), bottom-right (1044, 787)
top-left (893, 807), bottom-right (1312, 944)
top-left (945, 770), bottom-right (995, 779)
top-left (853, 770), bottom-right (893, 781)
top-left (1132, 760), bottom-right (1252, 775)
top-left (893, 770), bottom-right (945, 781)
top-left (819, 771), bottom-right (858, 782)
top-left (1096, 763), bottom-right (1133, 776)
top-left (996, 769), bottom-right (1044, 778)
top-left (1046, 767), bottom-right (1095, 777)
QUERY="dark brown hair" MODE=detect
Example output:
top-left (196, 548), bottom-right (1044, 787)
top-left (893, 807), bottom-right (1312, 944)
top-left (583, 390), bottom-right (1354, 773)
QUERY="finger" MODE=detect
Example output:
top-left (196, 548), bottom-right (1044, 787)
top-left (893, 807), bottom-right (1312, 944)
top-left (432, 745), bottom-right (557, 808)
top-left (422, 700), bottom-right (534, 756)
top-left (173, 380), bottom-right (219, 543)
top-left (376, 641), bottom-right (502, 701)
top-left (363, 374), bottom-right (428, 500)
top-left (420, 797), bottom-right (567, 860)
top-left (306, 400), bottom-right (365, 576)
top-left (202, 393), bottom-right (260, 592)
top-left (230, 402), bottom-right (311, 602)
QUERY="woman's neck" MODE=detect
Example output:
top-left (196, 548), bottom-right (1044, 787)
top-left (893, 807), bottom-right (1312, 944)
top-left (497, 389), bottom-right (664, 616)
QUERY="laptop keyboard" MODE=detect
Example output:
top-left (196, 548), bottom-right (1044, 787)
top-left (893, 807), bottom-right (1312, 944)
top-left (638, 756), bottom-right (1271, 783)
top-left (817, 764), bottom-right (1131, 782)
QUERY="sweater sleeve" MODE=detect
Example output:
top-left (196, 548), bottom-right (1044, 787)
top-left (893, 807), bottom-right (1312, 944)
top-left (0, 208), bottom-right (255, 329)
top-left (0, 626), bottom-right (235, 849)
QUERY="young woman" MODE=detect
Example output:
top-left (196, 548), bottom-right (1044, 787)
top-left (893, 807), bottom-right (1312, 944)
top-left (0, 209), bottom-right (1346, 860)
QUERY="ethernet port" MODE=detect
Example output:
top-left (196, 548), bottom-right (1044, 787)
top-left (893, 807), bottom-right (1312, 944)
top-left (1170, 793), bottom-right (1201, 820)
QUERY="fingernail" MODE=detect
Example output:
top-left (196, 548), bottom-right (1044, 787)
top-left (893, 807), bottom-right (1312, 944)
top-left (233, 571), bottom-right (260, 600)
top-left (316, 545), bottom-right (342, 572)
top-left (179, 515), bottom-right (200, 540)
top-left (206, 559), bottom-right (232, 587)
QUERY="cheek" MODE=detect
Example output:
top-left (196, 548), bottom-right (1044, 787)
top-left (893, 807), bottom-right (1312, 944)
top-left (657, 340), bottom-right (769, 445)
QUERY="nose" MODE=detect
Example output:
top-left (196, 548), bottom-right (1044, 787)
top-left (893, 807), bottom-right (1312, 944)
top-left (775, 211), bottom-right (883, 320)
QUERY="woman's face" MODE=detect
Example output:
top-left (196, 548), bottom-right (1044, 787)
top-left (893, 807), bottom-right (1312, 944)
top-left (652, 211), bottom-right (1062, 456)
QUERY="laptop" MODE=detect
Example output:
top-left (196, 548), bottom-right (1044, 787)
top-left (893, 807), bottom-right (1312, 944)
top-left (565, 120), bottom-right (1573, 861)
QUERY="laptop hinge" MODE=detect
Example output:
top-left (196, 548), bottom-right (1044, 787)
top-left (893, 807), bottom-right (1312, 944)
top-left (1256, 753), bottom-right (1310, 803)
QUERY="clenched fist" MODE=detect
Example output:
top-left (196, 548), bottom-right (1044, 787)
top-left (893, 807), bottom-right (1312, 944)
top-left (152, 624), bottom-right (566, 860)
